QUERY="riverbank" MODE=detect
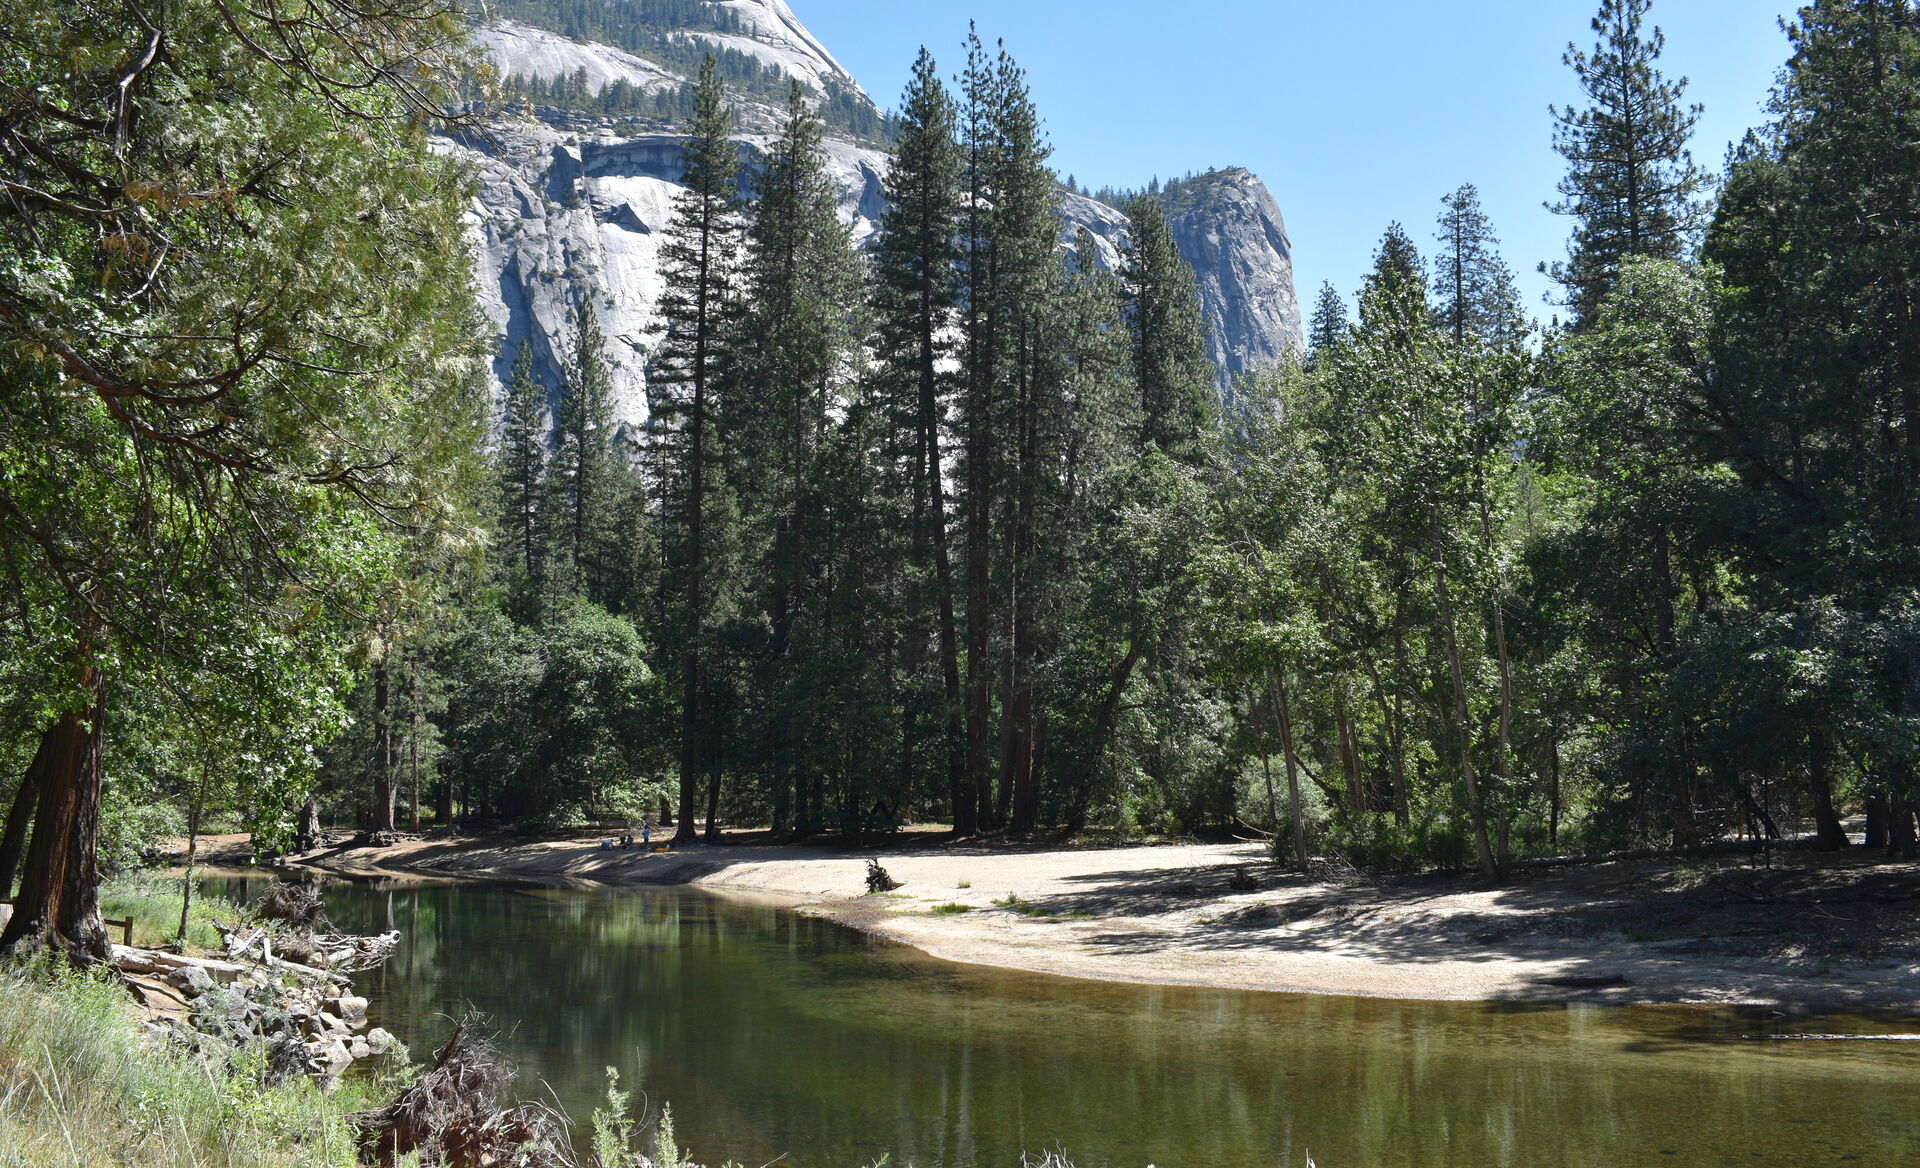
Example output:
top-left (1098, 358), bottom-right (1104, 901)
top-left (286, 828), bottom-right (1920, 1010)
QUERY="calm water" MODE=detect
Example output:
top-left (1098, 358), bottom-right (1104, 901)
top-left (210, 875), bottom-right (1920, 1168)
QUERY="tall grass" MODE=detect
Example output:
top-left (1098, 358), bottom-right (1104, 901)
top-left (0, 961), bottom-right (402, 1168)
top-left (98, 872), bottom-right (244, 953)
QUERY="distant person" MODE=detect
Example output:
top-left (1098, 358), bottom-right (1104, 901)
top-left (642, 822), bottom-right (652, 847)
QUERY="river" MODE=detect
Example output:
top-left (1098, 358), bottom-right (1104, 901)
top-left (209, 875), bottom-right (1920, 1168)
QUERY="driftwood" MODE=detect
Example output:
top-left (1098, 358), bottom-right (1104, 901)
top-left (214, 920), bottom-right (400, 983)
top-left (111, 945), bottom-right (249, 983)
top-left (865, 859), bottom-right (901, 893)
top-left (350, 1015), bottom-right (574, 1168)
top-left (256, 881), bottom-right (328, 929)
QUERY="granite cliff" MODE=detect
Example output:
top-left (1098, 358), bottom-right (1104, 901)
top-left (455, 0), bottom-right (1299, 414)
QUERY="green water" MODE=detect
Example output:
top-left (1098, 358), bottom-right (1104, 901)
top-left (211, 876), bottom-right (1920, 1168)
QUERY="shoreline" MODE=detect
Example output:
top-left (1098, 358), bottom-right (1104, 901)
top-left (282, 830), bottom-right (1920, 1012)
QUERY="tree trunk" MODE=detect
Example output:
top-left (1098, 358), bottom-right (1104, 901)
top-left (1267, 672), bottom-right (1309, 870)
top-left (1808, 731), bottom-right (1849, 851)
top-left (1653, 524), bottom-right (1701, 845)
top-left (924, 383), bottom-right (969, 838)
top-left (1864, 793), bottom-right (1889, 850)
top-left (0, 759), bottom-right (42, 900)
top-left (1547, 738), bottom-right (1562, 848)
top-left (1255, 691), bottom-right (1280, 833)
top-left (296, 796), bottom-right (323, 852)
top-left (177, 794), bottom-right (200, 944)
top-left (408, 668), bottom-right (421, 833)
top-left (1432, 553), bottom-right (1498, 881)
top-left (0, 667), bottom-right (110, 963)
top-left (1887, 792), bottom-right (1917, 860)
top-left (1335, 696), bottom-right (1363, 817)
top-left (371, 657), bottom-right (396, 833)
top-left (704, 768), bottom-right (722, 844)
top-left (1066, 637), bottom-right (1142, 834)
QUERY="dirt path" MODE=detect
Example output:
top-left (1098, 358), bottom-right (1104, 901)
top-left (287, 829), bottom-right (1920, 1009)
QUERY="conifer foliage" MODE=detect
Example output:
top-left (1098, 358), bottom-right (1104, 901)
top-left (1546, 0), bottom-right (1708, 324)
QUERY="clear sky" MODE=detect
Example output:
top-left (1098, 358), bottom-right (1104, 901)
top-left (790, 0), bottom-right (1797, 322)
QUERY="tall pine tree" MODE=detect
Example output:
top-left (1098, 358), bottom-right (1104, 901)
top-left (1432, 183), bottom-right (1524, 348)
top-left (871, 48), bottom-right (970, 833)
top-left (1122, 195), bottom-right (1215, 456)
top-left (1306, 280), bottom-right (1349, 361)
top-left (649, 54), bottom-right (743, 845)
top-left (733, 81), bottom-right (866, 837)
top-left (1546, 0), bottom-right (1708, 324)
top-left (498, 340), bottom-right (548, 615)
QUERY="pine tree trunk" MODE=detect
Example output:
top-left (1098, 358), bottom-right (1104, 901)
top-left (0, 664), bottom-right (110, 963)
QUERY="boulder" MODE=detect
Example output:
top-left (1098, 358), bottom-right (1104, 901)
top-left (167, 964), bottom-right (217, 997)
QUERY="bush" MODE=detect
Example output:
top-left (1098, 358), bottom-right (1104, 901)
top-left (1314, 810), bottom-right (1474, 873)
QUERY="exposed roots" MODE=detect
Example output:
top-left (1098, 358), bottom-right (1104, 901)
top-left (350, 1013), bottom-right (575, 1168)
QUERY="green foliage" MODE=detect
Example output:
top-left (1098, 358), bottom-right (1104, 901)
top-left (96, 872), bottom-right (240, 952)
top-left (1546, 0), bottom-right (1709, 324)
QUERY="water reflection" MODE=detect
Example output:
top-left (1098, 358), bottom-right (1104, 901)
top-left (208, 876), bottom-right (1920, 1168)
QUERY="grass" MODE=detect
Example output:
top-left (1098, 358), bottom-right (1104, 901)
top-left (99, 871), bottom-right (245, 952)
top-left (928, 903), bottom-right (973, 915)
top-left (956, 879), bottom-right (971, 889)
top-left (0, 961), bottom-right (396, 1168)
top-left (990, 893), bottom-right (1055, 918)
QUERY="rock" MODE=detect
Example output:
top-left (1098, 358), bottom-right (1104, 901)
top-left (322, 995), bottom-right (368, 1025)
top-left (167, 964), bottom-right (217, 997)
top-left (365, 1027), bottom-right (398, 1056)
top-left (456, 7), bottom-right (1302, 441)
top-left (308, 1039), bottom-right (354, 1083)
top-left (348, 1038), bottom-right (372, 1060)
top-left (1157, 168), bottom-right (1304, 386)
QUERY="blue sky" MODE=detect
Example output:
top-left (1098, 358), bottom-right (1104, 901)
top-left (792, 0), bottom-right (1797, 322)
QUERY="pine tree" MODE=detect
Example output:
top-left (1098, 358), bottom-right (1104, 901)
top-left (649, 54), bottom-right (743, 845)
top-left (1362, 223), bottom-right (1426, 327)
top-left (1306, 281), bottom-right (1349, 360)
top-left (498, 340), bottom-right (548, 609)
top-left (549, 299), bottom-right (620, 606)
top-left (871, 48), bottom-right (969, 832)
top-left (957, 32), bottom-right (1064, 830)
top-left (1121, 195), bottom-right (1215, 456)
top-left (1433, 183), bottom-right (1525, 348)
top-left (1546, 0), bottom-right (1708, 325)
top-left (1705, 0), bottom-right (1920, 852)
top-left (734, 81), bottom-right (866, 837)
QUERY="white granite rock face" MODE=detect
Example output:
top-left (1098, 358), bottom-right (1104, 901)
top-left (1161, 168), bottom-right (1306, 385)
top-left (454, 6), bottom-right (1301, 426)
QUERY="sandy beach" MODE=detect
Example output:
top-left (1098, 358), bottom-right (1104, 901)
top-left (262, 828), bottom-right (1920, 1010)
